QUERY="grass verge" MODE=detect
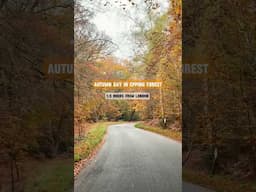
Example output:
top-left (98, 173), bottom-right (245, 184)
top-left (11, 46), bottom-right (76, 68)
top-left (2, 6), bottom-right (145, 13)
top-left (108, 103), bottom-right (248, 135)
top-left (74, 122), bottom-right (123, 162)
top-left (24, 158), bottom-right (73, 192)
top-left (74, 122), bottom-right (107, 162)
top-left (183, 168), bottom-right (256, 192)
top-left (135, 122), bottom-right (181, 142)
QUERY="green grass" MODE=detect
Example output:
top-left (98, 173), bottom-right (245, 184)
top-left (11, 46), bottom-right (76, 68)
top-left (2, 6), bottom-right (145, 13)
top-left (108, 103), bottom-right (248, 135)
top-left (24, 159), bottom-right (73, 192)
top-left (74, 122), bottom-right (119, 162)
top-left (183, 168), bottom-right (256, 192)
top-left (135, 122), bottom-right (181, 142)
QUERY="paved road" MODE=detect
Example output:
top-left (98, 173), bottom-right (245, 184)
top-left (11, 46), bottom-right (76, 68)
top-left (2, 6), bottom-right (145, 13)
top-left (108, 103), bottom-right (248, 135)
top-left (183, 182), bottom-right (215, 192)
top-left (75, 123), bottom-right (214, 192)
top-left (75, 123), bottom-right (181, 192)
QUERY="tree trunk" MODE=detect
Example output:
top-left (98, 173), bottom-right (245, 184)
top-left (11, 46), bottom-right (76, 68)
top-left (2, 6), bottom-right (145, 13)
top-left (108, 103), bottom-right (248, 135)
top-left (182, 141), bottom-right (193, 166)
top-left (14, 157), bottom-right (20, 181)
top-left (10, 158), bottom-right (15, 192)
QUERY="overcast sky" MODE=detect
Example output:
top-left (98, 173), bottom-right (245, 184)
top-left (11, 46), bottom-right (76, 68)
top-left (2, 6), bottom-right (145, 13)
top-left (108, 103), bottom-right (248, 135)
top-left (81, 0), bottom-right (169, 60)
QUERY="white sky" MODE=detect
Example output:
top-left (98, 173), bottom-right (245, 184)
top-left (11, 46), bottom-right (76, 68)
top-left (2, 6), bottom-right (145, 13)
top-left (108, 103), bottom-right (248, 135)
top-left (81, 0), bottom-right (169, 60)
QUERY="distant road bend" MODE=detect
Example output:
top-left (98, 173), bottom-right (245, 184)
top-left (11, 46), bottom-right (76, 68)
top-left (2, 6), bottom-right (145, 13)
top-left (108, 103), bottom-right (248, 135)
top-left (75, 123), bottom-right (214, 192)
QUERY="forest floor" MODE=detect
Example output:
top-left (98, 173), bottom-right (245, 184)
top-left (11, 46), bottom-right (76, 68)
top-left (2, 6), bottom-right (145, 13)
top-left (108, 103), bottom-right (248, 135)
top-left (0, 157), bottom-right (73, 192)
top-left (135, 121), bottom-right (182, 142)
top-left (183, 166), bottom-right (256, 192)
top-left (23, 157), bottom-right (73, 191)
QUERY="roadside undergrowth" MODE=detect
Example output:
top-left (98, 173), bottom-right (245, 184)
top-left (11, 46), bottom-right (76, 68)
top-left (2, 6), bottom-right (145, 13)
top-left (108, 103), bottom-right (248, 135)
top-left (74, 121), bottom-right (124, 177)
top-left (135, 122), bottom-right (181, 142)
top-left (183, 168), bottom-right (256, 192)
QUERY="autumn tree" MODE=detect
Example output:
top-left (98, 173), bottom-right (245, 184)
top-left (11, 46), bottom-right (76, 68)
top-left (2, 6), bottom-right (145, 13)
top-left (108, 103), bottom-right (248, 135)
top-left (1, 0), bottom-right (73, 191)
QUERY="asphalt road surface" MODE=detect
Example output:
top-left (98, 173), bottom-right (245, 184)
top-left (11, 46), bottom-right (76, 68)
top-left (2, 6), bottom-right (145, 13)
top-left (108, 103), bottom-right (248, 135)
top-left (75, 123), bottom-right (214, 192)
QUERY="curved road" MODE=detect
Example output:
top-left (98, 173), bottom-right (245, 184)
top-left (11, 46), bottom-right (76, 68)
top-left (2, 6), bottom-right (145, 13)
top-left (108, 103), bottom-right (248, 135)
top-left (75, 123), bottom-right (214, 192)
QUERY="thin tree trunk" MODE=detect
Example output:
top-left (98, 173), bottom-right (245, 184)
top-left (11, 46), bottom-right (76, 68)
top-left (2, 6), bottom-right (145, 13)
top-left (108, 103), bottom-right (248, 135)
top-left (10, 158), bottom-right (15, 192)
top-left (182, 141), bottom-right (193, 166)
top-left (14, 158), bottom-right (20, 181)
